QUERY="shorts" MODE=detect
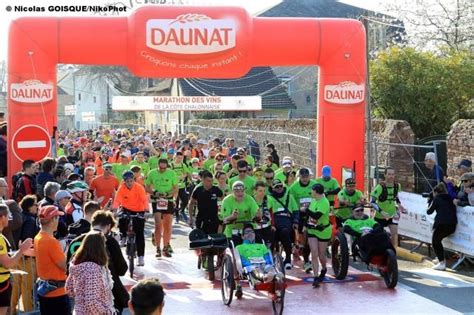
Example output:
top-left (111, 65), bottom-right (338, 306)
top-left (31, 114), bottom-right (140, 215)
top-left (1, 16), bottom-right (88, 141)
top-left (307, 233), bottom-right (331, 242)
top-left (0, 279), bottom-right (12, 307)
top-left (151, 200), bottom-right (175, 215)
top-left (374, 217), bottom-right (397, 227)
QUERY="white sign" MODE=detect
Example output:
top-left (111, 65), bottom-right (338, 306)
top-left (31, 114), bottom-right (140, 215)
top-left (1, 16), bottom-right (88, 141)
top-left (324, 81), bottom-right (364, 104)
top-left (398, 191), bottom-right (474, 256)
top-left (64, 105), bottom-right (76, 116)
top-left (10, 80), bottom-right (54, 103)
top-left (112, 96), bottom-right (262, 111)
top-left (146, 14), bottom-right (236, 54)
top-left (81, 111), bottom-right (96, 122)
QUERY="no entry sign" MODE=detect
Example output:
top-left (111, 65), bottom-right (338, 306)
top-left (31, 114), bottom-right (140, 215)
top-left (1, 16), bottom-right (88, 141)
top-left (11, 125), bottom-right (51, 162)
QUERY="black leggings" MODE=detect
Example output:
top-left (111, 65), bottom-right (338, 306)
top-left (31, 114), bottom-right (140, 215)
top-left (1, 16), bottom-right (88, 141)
top-left (432, 224), bottom-right (456, 262)
top-left (175, 188), bottom-right (189, 215)
top-left (274, 225), bottom-right (293, 264)
top-left (39, 294), bottom-right (71, 315)
top-left (119, 210), bottom-right (146, 256)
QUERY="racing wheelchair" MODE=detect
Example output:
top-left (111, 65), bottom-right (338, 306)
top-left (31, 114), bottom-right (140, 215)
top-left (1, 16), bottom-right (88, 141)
top-left (220, 224), bottom-right (287, 315)
top-left (331, 227), bottom-right (398, 288)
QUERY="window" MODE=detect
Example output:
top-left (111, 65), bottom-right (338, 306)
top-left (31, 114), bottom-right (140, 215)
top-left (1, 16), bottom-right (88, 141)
top-left (78, 93), bottom-right (81, 101)
top-left (93, 96), bottom-right (96, 103)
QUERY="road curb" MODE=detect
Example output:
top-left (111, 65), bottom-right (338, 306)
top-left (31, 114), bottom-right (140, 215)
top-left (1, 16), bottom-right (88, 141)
top-left (397, 246), bottom-right (425, 263)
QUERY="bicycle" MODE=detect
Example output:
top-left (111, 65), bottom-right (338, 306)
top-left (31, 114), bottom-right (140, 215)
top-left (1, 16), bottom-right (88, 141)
top-left (118, 210), bottom-right (145, 278)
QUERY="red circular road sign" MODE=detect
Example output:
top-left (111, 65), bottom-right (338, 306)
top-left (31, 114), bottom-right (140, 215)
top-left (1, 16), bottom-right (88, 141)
top-left (11, 125), bottom-right (51, 162)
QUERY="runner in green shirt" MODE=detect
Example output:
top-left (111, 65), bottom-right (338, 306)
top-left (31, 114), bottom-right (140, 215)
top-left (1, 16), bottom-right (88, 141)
top-left (145, 158), bottom-right (178, 258)
top-left (148, 147), bottom-right (167, 171)
top-left (203, 149), bottom-right (217, 172)
top-left (274, 160), bottom-right (294, 185)
top-left (336, 178), bottom-right (365, 227)
top-left (228, 160), bottom-right (256, 196)
top-left (315, 165), bottom-right (340, 206)
top-left (237, 147), bottom-right (255, 168)
top-left (129, 151), bottom-right (150, 178)
top-left (289, 168), bottom-right (317, 272)
top-left (170, 151), bottom-right (191, 223)
top-left (262, 155), bottom-right (279, 172)
top-left (112, 154), bottom-right (130, 180)
top-left (302, 183), bottom-right (331, 288)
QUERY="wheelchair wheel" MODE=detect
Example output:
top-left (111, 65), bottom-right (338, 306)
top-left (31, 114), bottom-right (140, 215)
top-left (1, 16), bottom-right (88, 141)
top-left (207, 254), bottom-right (215, 281)
top-left (272, 277), bottom-right (285, 315)
top-left (274, 253), bottom-right (285, 276)
top-left (383, 249), bottom-right (398, 289)
top-left (331, 231), bottom-right (349, 280)
top-left (221, 254), bottom-right (235, 305)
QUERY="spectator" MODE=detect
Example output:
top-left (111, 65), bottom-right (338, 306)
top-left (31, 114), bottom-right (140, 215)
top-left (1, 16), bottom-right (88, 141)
top-left (0, 112), bottom-right (4, 123)
top-left (265, 143), bottom-right (280, 167)
top-left (66, 231), bottom-right (115, 315)
top-left (67, 201), bottom-right (101, 239)
top-left (129, 278), bottom-right (165, 315)
top-left (38, 181), bottom-right (61, 208)
top-left (36, 158), bottom-right (57, 199)
top-left (427, 182), bottom-right (457, 271)
top-left (0, 204), bottom-right (34, 315)
top-left (246, 135), bottom-right (261, 163)
top-left (422, 152), bottom-right (445, 193)
top-left (12, 160), bottom-right (37, 202)
top-left (0, 178), bottom-right (23, 250)
top-left (90, 163), bottom-right (119, 207)
top-left (454, 172), bottom-right (474, 207)
top-left (34, 205), bottom-right (70, 314)
top-left (19, 195), bottom-right (39, 241)
top-left (0, 123), bottom-right (7, 178)
top-left (227, 138), bottom-right (237, 157)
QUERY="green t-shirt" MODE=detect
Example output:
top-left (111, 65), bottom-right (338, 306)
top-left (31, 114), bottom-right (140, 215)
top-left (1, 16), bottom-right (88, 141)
top-left (170, 162), bottom-right (190, 189)
top-left (229, 175), bottom-right (256, 196)
top-left (223, 163), bottom-right (232, 173)
top-left (112, 163), bottom-right (130, 180)
top-left (145, 169), bottom-right (178, 194)
top-left (315, 177), bottom-right (340, 203)
top-left (245, 155), bottom-right (255, 168)
top-left (289, 180), bottom-right (317, 210)
top-left (262, 163), bottom-right (279, 172)
top-left (220, 194), bottom-right (259, 238)
top-left (371, 183), bottom-right (401, 218)
top-left (236, 243), bottom-right (270, 262)
top-left (307, 197), bottom-right (331, 239)
top-left (344, 216), bottom-right (378, 235)
top-left (336, 189), bottom-right (364, 220)
top-left (129, 161), bottom-right (150, 178)
top-left (148, 154), bottom-right (168, 170)
top-left (203, 158), bottom-right (216, 172)
top-left (268, 191), bottom-right (298, 215)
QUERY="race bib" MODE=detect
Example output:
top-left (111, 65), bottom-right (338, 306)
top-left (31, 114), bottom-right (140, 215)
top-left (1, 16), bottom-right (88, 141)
top-left (300, 198), bottom-right (311, 209)
top-left (308, 217), bottom-right (318, 227)
top-left (249, 257), bottom-right (266, 264)
top-left (192, 173), bottom-right (200, 182)
top-left (156, 199), bottom-right (168, 211)
top-left (275, 207), bottom-right (285, 213)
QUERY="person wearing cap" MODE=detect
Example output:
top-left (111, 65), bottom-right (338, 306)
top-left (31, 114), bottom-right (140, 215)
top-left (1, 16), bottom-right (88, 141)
top-left (274, 159), bottom-right (294, 185)
top-left (237, 147), bottom-right (255, 169)
top-left (229, 160), bottom-right (257, 196)
top-left (170, 151), bottom-right (191, 224)
top-left (316, 165), bottom-right (341, 207)
top-left (146, 159), bottom-right (178, 258)
top-left (269, 178), bottom-right (299, 270)
top-left (34, 205), bottom-right (70, 314)
top-left (128, 278), bottom-right (165, 315)
top-left (289, 168), bottom-right (318, 273)
top-left (371, 167), bottom-right (406, 247)
top-left (422, 152), bottom-right (445, 194)
top-left (446, 159), bottom-right (472, 200)
top-left (0, 203), bottom-right (34, 315)
top-left (336, 178), bottom-right (365, 228)
top-left (301, 184), bottom-right (331, 287)
top-left (454, 172), bottom-right (474, 207)
top-left (129, 151), bottom-right (150, 179)
top-left (112, 154), bottom-right (131, 181)
top-left (90, 163), bottom-right (120, 208)
top-left (166, 148), bottom-right (175, 162)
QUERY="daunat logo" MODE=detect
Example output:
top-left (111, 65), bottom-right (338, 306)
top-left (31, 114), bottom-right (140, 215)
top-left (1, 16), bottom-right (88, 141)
top-left (146, 14), bottom-right (236, 54)
top-left (10, 80), bottom-right (53, 103)
top-left (324, 81), bottom-right (365, 105)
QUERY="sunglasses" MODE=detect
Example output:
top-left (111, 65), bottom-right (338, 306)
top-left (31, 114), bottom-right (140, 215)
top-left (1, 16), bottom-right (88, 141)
top-left (274, 185), bottom-right (283, 189)
top-left (104, 167), bottom-right (112, 170)
top-left (238, 170), bottom-right (247, 173)
top-left (243, 230), bottom-right (255, 235)
top-left (354, 209), bottom-right (363, 213)
top-left (265, 176), bottom-right (274, 180)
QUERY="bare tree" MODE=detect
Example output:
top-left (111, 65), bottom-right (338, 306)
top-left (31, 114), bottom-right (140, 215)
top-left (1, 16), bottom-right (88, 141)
top-left (385, 0), bottom-right (473, 52)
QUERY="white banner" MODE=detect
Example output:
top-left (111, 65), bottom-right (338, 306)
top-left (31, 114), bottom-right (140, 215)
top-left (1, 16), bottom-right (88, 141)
top-left (398, 191), bottom-right (474, 256)
top-left (81, 111), bottom-right (96, 122)
top-left (112, 96), bottom-right (262, 111)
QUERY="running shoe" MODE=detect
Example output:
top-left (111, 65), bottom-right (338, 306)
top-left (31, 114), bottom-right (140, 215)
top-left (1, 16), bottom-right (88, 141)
top-left (432, 261), bottom-right (446, 271)
top-left (318, 268), bottom-right (327, 282)
top-left (167, 244), bottom-right (174, 254)
top-left (284, 262), bottom-right (292, 271)
top-left (235, 285), bottom-right (243, 299)
top-left (163, 245), bottom-right (172, 258)
top-left (155, 247), bottom-right (162, 258)
top-left (312, 277), bottom-right (321, 288)
top-left (137, 256), bottom-right (145, 266)
top-left (303, 262), bottom-right (313, 273)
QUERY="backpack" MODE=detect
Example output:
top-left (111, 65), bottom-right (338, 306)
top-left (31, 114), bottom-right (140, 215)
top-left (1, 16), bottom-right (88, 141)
top-left (11, 172), bottom-right (23, 200)
top-left (378, 183), bottom-right (399, 202)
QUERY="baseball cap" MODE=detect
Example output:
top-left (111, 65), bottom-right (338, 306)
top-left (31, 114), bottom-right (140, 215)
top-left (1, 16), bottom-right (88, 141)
top-left (55, 190), bottom-right (72, 201)
top-left (345, 178), bottom-right (356, 186)
top-left (197, 139), bottom-right (206, 145)
top-left (167, 148), bottom-right (175, 154)
top-left (232, 181), bottom-right (245, 191)
top-left (38, 205), bottom-right (64, 221)
top-left (322, 165), bottom-right (331, 177)
top-left (103, 163), bottom-right (112, 169)
top-left (237, 147), bottom-right (245, 153)
top-left (457, 159), bottom-right (472, 169)
top-left (460, 172), bottom-right (474, 181)
top-left (272, 179), bottom-right (284, 188)
top-left (282, 160), bottom-right (292, 167)
top-left (64, 163), bottom-right (74, 172)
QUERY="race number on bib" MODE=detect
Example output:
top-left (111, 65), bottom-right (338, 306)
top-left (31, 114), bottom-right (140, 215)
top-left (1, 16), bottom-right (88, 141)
top-left (156, 199), bottom-right (168, 211)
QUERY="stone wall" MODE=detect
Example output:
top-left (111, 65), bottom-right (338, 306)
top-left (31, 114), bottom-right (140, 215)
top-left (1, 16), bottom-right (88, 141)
top-left (371, 120), bottom-right (415, 192)
top-left (447, 119), bottom-right (474, 180)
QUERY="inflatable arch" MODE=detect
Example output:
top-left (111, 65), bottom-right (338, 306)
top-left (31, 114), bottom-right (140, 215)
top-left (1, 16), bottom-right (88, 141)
top-left (8, 6), bottom-right (366, 187)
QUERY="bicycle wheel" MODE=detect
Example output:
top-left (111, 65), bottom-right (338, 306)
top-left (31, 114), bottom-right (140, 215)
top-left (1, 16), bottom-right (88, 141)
top-left (274, 253), bottom-right (285, 276)
top-left (207, 254), bottom-right (215, 281)
top-left (127, 238), bottom-right (136, 277)
top-left (272, 277), bottom-right (286, 315)
top-left (331, 231), bottom-right (349, 280)
top-left (383, 249), bottom-right (398, 289)
top-left (221, 254), bottom-right (234, 306)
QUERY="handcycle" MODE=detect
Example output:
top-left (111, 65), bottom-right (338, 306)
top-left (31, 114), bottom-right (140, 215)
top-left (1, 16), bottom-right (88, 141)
top-left (220, 223), bottom-right (287, 315)
top-left (188, 228), bottom-right (228, 281)
top-left (118, 210), bottom-right (145, 278)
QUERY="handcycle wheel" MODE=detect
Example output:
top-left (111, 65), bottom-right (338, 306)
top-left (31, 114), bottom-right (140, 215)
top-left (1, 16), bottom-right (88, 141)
top-left (127, 240), bottom-right (136, 278)
top-left (331, 231), bottom-right (349, 280)
top-left (221, 254), bottom-right (235, 306)
top-left (207, 254), bottom-right (215, 281)
top-left (272, 253), bottom-right (286, 315)
top-left (383, 249), bottom-right (398, 289)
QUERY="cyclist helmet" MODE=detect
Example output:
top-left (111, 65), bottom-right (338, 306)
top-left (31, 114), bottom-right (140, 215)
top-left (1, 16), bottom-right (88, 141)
top-left (122, 170), bottom-right (134, 181)
top-left (66, 181), bottom-right (89, 193)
